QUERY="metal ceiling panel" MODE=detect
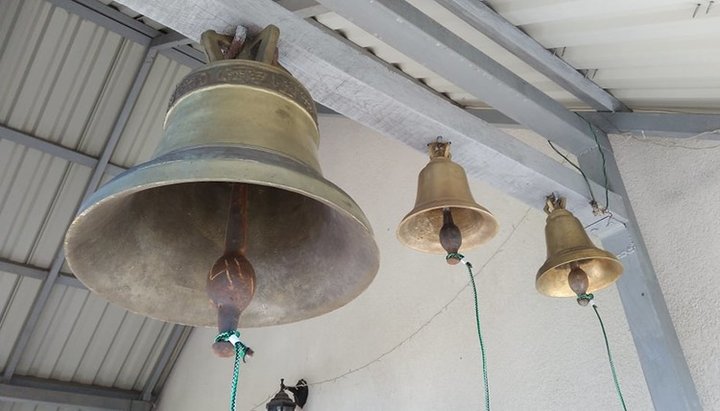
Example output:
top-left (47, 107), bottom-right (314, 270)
top-left (0, 0), bottom-right (147, 158)
top-left (0, 0), bottom-right (189, 404)
top-left (0, 272), bottom-right (42, 371)
top-left (110, 55), bottom-right (191, 168)
top-left (11, 284), bottom-right (175, 391)
top-left (314, 9), bottom-right (585, 109)
top-left (0, 144), bottom-right (91, 268)
top-left (310, 0), bottom-right (720, 113)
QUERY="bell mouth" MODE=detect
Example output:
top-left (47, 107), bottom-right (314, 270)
top-left (65, 146), bottom-right (379, 327)
top-left (397, 203), bottom-right (499, 254)
top-left (536, 250), bottom-right (623, 297)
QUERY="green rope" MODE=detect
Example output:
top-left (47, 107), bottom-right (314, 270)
top-left (215, 330), bottom-right (249, 411)
top-left (591, 303), bottom-right (627, 411)
top-left (576, 296), bottom-right (628, 411)
top-left (446, 252), bottom-right (490, 411)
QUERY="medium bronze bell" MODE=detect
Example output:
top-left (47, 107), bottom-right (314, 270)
top-left (397, 140), bottom-right (498, 260)
top-left (64, 26), bottom-right (379, 329)
top-left (536, 195), bottom-right (623, 298)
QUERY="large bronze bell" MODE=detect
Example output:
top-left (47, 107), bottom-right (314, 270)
top-left (64, 26), bottom-right (379, 329)
top-left (536, 195), bottom-right (623, 298)
top-left (397, 140), bottom-right (498, 261)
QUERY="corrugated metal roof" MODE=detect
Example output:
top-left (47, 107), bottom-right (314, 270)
top-left (312, 0), bottom-right (720, 112)
top-left (111, 55), bottom-right (191, 168)
top-left (0, 0), bottom-right (188, 401)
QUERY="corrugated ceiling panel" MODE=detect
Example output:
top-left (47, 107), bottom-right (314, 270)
top-left (313, 0), bottom-right (720, 112)
top-left (314, 11), bottom-right (584, 109)
top-left (0, 142), bottom-right (91, 268)
top-left (485, 0), bottom-right (720, 112)
top-left (0, 0), bottom-right (147, 157)
top-left (13, 283), bottom-right (175, 391)
top-left (0, 0), bottom-right (191, 404)
top-left (0, 271), bottom-right (42, 370)
top-left (110, 55), bottom-right (192, 168)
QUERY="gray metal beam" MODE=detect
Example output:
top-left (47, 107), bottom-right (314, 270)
top-left (577, 135), bottom-right (701, 409)
top-left (465, 108), bottom-right (720, 140)
top-left (109, 0), bottom-right (625, 227)
top-left (276, 0), bottom-right (329, 18)
top-left (141, 325), bottom-right (192, 401)
top-left (0, 124), bottom-right (127, 176)
top-left (48, 0), bottom-right (206, 67)
top-left (0, 258), bottom-right (85, 289)
top-left (581, 111), bottom-right (720, 139)
top-left (2, 46), bottom-right (159, 383)
top-left (1, 376), bottom-right (151, 411)
top-left (1, 125), bottom-right (96, 168)
top-left (314, 0), bottom-right (608, 155)
top-left (149, 30), bottom-right (191, 50)
top-left (435, 0), bottom-right (628, 112)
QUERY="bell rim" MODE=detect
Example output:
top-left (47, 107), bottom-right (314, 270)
top-left (396, 202), bottom-right (499, 254)
top-left (65, 146), bottom-right (380, 327)
top-left (535, 251), bottom-right (624, 297)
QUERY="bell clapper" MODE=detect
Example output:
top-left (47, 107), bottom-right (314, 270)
top-left (440, 207), bottom-right (463, 265)
top-left (568, 262), bottom-right (591, 306)
top-left (207, 184), bottom-right (257, 357)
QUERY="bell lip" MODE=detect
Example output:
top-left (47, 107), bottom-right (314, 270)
top-left (396, 202), bottom-right (499, 254)
top-left (535, 251), bottom-right (624, 297)
top-left (64, 146), bottom-right (380, 328)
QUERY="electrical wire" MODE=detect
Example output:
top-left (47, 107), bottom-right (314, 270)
top-left (547, 140), bottom-right (598, 207)
top-left (588, 124), bottom-right (610, 210)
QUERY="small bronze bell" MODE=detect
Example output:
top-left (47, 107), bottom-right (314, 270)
top-left (64, 26), bottom-right (379, 331)
top-left (397, 139), bottom-right (498, 261)
top-left (536, 195), bottom-right (623, 299)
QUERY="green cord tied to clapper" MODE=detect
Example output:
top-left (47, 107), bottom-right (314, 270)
top-left (446, 252), bottom-right (491, 411)
top-left (215, 330), bottom-right (250, 411)
top-left (576, 293), bottom-right (628, 411)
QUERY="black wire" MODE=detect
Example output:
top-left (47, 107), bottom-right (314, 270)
top-left (588, 124), bottom-right (610, 210)
top-left (547, 140), bottom-right (597, 205)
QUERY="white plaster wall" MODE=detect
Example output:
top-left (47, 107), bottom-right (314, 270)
top-left (612, 134), bottom-right (720, 410)
top-left (157, 117), bottom-right (656, 411)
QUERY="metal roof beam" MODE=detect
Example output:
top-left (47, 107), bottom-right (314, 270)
top-left (48, 0), bottom-right (206, 67)
top-left (577, 138), bottom-right (701, 410)
top-left (580, 111), bottom-right (720, 139)
top-left (109, 0), bottom-right (626, 227)
top-left (142, 325), bottom-right (192, 401)
top-left (0, 258), bottom-right (85, 289)
top-left (314, 0), bottom-right (608, 155)
top-left (1, 376), bottom-right (152, 411)
top-left (0, 124), bottom-right (126, 176)
top-left (276, 0), bottom-right (329, 18)
top-left (464, 109), bottom-right (720, 140)
top-left (435, 0), bottom-right (629, 112)
top-left (2, 46), bottom-right (159, 383)
top-left (149, 30), bottom-right (191, 50)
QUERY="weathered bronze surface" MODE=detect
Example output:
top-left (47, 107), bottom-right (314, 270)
top-left (64, 25), bottom-right (379, 328)
top-left (536, 195), bottom-right (623, 297)
top-left (397, 141), bottom-right (499, 254)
